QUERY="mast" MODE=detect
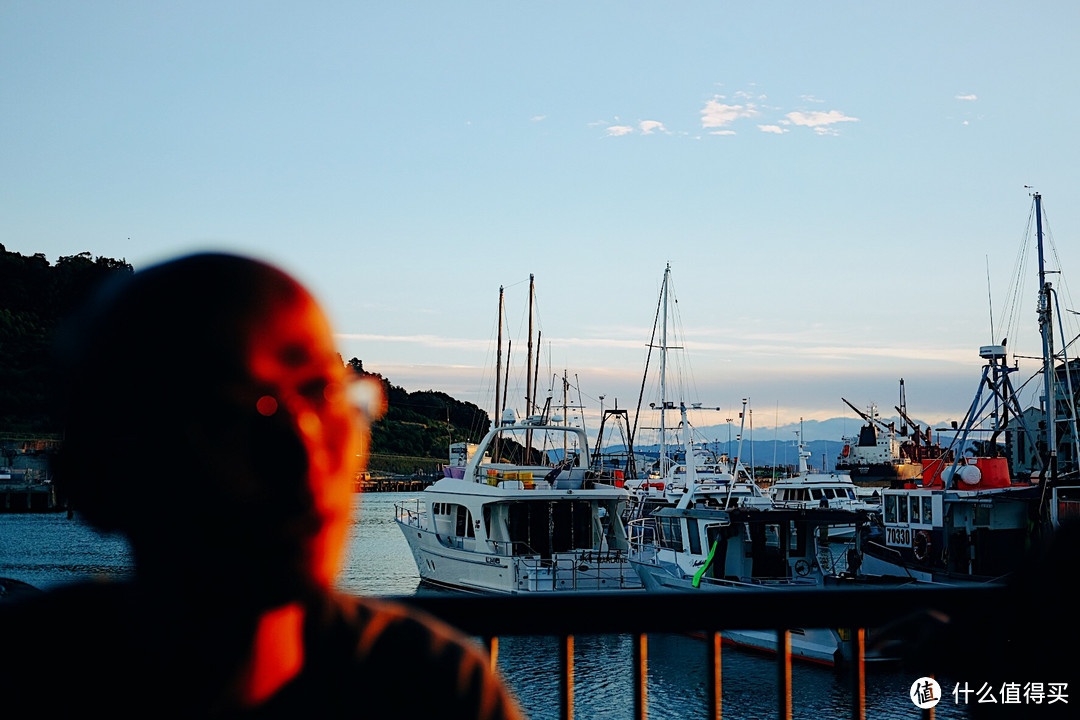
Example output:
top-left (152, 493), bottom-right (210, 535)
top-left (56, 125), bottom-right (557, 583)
top-left (526, 274), bottom-right (534, 417)
top-left (563, 369), bottom-right (569, 458)
top-left (676, 403), bottom-right (698, 510)
top-left (659, 266), bottom-right (669, 474)
top-left (494, 285), bottom-right (504, 430)
top-left (1035, 192), bottom-right (1058, 483)
top-left (735, 398), bottom-right (748, 480)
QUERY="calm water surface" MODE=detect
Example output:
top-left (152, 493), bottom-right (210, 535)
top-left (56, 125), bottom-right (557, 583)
top-left (0, 492), bottom-right (964, 719)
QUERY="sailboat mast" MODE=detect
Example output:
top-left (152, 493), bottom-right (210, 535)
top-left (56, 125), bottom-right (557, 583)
top-left (1035, 193), bottom-right (1058, 482)
top-left (659, 264), bottom-right (670, 475)
top-left (735, 398), bottom-right (748, 479)
top-left (527, 274), bottom-right (534, 417)
top-left (495, 285), bottom-right (504, 430)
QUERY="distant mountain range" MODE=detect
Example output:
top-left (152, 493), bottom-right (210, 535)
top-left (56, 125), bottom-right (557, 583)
top-left (601, 413), bottom-right (962, 471)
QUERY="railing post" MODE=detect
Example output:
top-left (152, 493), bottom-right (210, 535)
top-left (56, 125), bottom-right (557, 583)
top-left (707, 630), bottom-right (722, 719)
top-left (487, 636), bottom-right (499, 673)
top-left (634, 632), bottom-right (648, 720)
top-left (777, 629), bottom-right (792, 720)
top-left (560, 634), bottom-right (574, 720)
top-left (848, 627), bottom-right (865, 720)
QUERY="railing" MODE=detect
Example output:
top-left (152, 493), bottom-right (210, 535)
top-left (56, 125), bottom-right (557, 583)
top-left (400, 585), bottom-right (1007, 720)
top-left (514, 550), bottom-right (641, 592)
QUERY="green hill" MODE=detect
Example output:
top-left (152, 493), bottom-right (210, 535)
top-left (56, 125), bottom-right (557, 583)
top-left (346, 358), bottom-right (490, 473)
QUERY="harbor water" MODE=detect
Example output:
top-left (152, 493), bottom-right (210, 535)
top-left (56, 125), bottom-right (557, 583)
top-left (0, 492), bottom-right (965, 719)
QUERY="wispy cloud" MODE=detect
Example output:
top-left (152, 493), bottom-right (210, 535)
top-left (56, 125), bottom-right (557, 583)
top-left (955, 93), bottom-right (978, 101)
top-left (601, 87), bottom-right (858, 139)
top-left (784, 110), bottom-right (860, 136)
top-left (336, 332), bottom-right (492, 351)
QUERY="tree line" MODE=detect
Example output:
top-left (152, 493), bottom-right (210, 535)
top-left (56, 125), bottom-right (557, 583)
top-left (0, 245), bottom-right (490, 462)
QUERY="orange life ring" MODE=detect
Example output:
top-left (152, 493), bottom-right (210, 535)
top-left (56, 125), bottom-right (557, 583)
top-left (842, 444), bottom-right (851, 457)
top-left (913, 530), bottom-right (931, 561)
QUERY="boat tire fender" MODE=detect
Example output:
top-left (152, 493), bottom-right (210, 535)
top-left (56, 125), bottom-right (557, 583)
top-left (913, 530), bottom-right (931, 561)
top-left (794, 559), bottom-right (810, 577)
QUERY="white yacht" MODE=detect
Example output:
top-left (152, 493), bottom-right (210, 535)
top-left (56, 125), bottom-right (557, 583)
top-left (395, 410), bottom-right (642, 594)
top-left (768, 427), bottom-right (879, 539)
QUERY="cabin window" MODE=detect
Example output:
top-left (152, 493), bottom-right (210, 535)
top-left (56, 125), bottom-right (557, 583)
top-left (898, 496), bottom-right (909, 523)
top-left (919, 496), bottom-right (934, 525)
top-left (809, 489), bottom-right (822, 500)
top-left (687, 518), bottom-right (702, 555)
top-left (884, 495), bottom-right (897, 523)
top-left (454, 505), bottom-right (475, 538)
top-left (911, 497), bottom-right (923, 523)
top-left (657, 517), bottom-right (684, 552)
top-left (551, 500), bottom-right (593, 552)
top-left (789, 520), bottom-right (808, 556)
top-left (508, 502), bottom-right (553, 558)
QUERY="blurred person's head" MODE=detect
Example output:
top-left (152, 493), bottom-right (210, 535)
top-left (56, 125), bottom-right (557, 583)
top-left (55, 253), bottom-right (383, 607)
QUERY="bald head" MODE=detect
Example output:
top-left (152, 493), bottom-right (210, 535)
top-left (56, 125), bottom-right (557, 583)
top-left (56, 253), bottom-right (312, 533)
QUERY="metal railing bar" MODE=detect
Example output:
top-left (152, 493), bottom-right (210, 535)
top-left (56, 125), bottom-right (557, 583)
top-left (634, 633), bottom-right (647, 720)
top-left (850, 627), bottom-right (866, 720)
top-left (398, 587), bottom-right (1003, 719)
top-left (708, 630), bottom-right (721, 719)
top-left (778, 629), bottom-right (792, 720)
top-left (560, 634), bottom-right (573, 720)
top-left (398, 585), bottom-right (1008, 637)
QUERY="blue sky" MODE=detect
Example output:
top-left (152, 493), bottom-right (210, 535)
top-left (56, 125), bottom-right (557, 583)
top-left (4, 2), bottom-right (1080, 439)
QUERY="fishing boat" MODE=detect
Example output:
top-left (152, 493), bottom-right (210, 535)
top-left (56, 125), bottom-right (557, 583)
top-left (855, 192), bottom-right (1080, 585)
top-left (835, 381), bottom-right (951, 488)
top-left (770, 424), bottom-right (879, 539)
top-left (627, 407), bottom-right (869, 665)
top-left (395, 408), bottom-right (641, 593)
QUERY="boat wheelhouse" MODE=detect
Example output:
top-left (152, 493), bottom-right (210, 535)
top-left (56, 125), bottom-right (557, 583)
top-left (627, 501), bottom-right (868, 665)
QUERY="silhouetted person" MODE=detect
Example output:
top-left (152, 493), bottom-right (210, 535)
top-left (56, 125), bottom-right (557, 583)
top-left (0, 253), bottom-right (523, 718)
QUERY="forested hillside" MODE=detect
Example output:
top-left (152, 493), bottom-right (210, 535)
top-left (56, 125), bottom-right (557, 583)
top-left (346, 358), bottom-right (490, 462)
top-left (0, 246), bottom-right (134, 433)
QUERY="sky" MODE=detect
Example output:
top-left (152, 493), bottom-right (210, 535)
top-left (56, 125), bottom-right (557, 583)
top-left (4, 2), bottom-right (1080, 443)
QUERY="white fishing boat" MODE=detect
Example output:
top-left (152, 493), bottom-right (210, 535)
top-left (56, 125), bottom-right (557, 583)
top-left (395, 409), bottom-right (641, 593)
top-left (769, 424), bottom-right (879, 539)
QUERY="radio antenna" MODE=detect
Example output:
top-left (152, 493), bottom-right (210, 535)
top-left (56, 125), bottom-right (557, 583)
top-left (986, 255), bottom-right (995, 344)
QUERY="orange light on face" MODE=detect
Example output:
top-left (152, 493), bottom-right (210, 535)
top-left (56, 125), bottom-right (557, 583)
top-left (244, 292), bottom-right (370, 592)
